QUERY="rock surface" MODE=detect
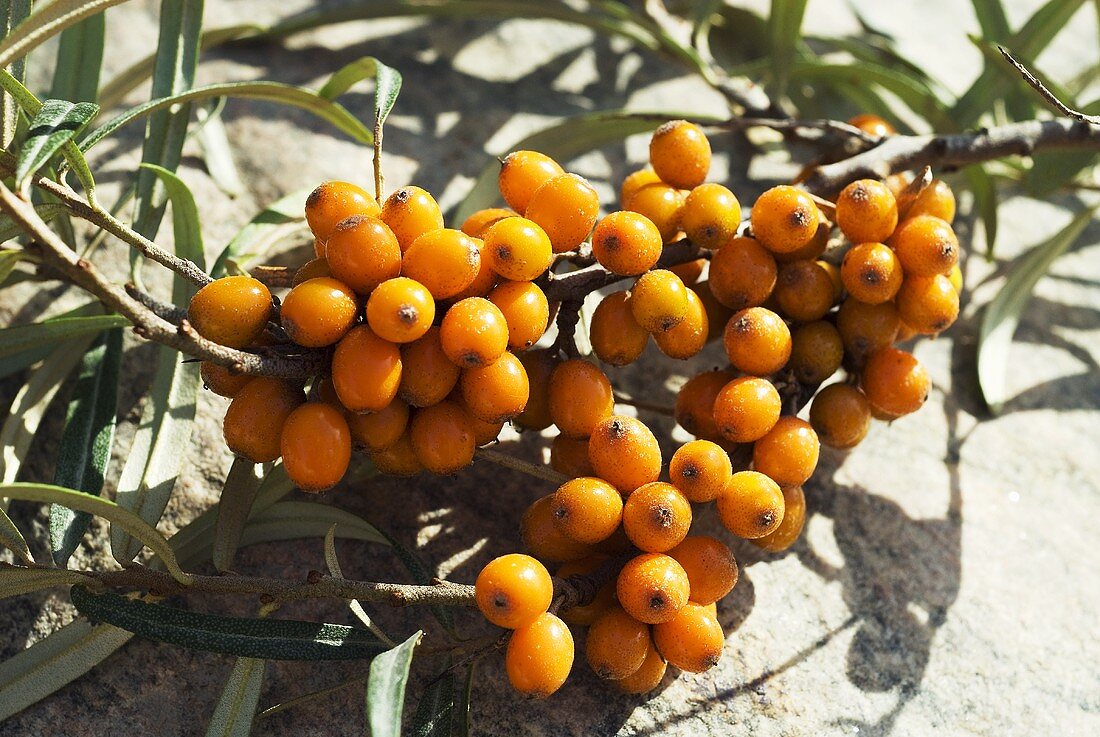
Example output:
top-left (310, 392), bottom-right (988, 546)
top-left (2, 1), bottom-right (1099, 736)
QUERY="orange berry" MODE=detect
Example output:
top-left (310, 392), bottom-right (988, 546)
top-left (346, 398), bottom-right (409, 452)
top-left (905, 178), bottom-right (956, 223)
top-left (753, 416), bottom-right (820, 486)
top-left (588, 415), bottom-right (662, 493)
top-left (187, 275), bottom-right (272, 349)
top-left (332, 325), bottom-right (402, 413)
top-left (623, 183), bottom-right (684, 242)
top-left (460, 352), bottom-right (529, 423)
top-left (723, 307), bottom-right (792, 376)
top-left (668, 536), bottom-right (738, 605)
top-left (461, 207), bottom-right (516, 238)
top-left (750, 185), bottom-right (818, 254)
top-left (371, 432), bottom-right (422, 477)
top-left (499, 151), bottom-right (564, 214)
top-left (860, 346), bottom-right (929, 417)
top-left (305, 181), bottom-right (379, 241)
top-left (380, 186), bottom-right (444, 252)
top-left (506, 612), bottom-right (574, 698)
top-left (751, 485), bottom-right (806, 552)
top-left (365, 277), bottom-right (435, 344)
top-left (708, 236), bottom-right (777, 310)
top-left (810, 383), bottom-right (871, 449)
top-left (835, 179), bottom-right (898, 245)
top-left (620, 168), bottom-right (662, 203)
top-left (837, 298), bottom-right (900, 364)
top-left (591, 210), bottom-right (663, 276)
top-left (515, 349), bottom-right (558, 430)
top-left (654, 287), bottom-right (708, 359)
top-left (280, 403), bottom-right (351, 492)
top-left (483, 216), bottom-right (553, 281)
top-left (556, 556), bottom-right (616, 626)
top-left (841, 241), bottom-right (903, 304)
top-left (398, 327), bottom-right (460, 407)
top-left (889, 214), bottom-right (959, 277)
top-left (522, 495), bottom-right (593, 563)
top-left (200, 362), bottom-right (250, 398)
top-left (896, 274), bottom-right (959, 334)
top-left (524, 173), bottom-right (599, 253)
top-left (439, 297), bottom-right (509, 368)
top-left (629, 269), bottom-right (689, 333)
top-left (717, 471), bottom-right (785, 539)
top-left (223, 378), bottom-right (304, 463)
top-left (679, 183), bottom-right (741, 249)
top-left (280, 277), bottom-right (358, 348)
top-left (548, 360), bottom-right (614, 438)
top-left (549, 433), bottom-right (596, 477)
top-left (713, 376), bottom-right (781, 443)
top-left (674, 369), bottom-right (732, 441)
top-left (591, 291), bottom-right (650, 366)
top-left (788, 320), bottom-right (844, 385)
top-left (669, 440), bottom-right (732, 503)
top-left (487, 280), bottom-right (549, 351)
top-left (622, 482), bottom-right (692, 553)
top-left (402, 228), bottom-right (482, 300)
top-left (476, 553), bottom-right (553, 629)
top-left (773, 207), bottom-right (830, 263)
top-left (449, 236), bottom-right (498, 301)
top-left (614, 639), bottom-right (667, 694)
top-left (293, 256), bottom-right (332, 286)
top-left (466, 410), bottom-right (505, 447)
top-left (586, 605), bottom-right (650, 679)
top-left (649, 120), bottom-right (710, 189)
top-left (551, 477), bottom-right (624, 544)
top-left (774, 259), bottom-right (836, 322)
top-left (324, 215), bottom-right (401, 294)
top-left (848, 114), bottom-right (895, 137)
top-left (616, 553), bottom-right (690, 624)
top-left (652, 602), bottom-right (724, 673)
top-left (408, 400), bottom-right (476, 474)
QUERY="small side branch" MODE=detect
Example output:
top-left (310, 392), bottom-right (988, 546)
top-left (998, 46), bottom-right (1100, 126)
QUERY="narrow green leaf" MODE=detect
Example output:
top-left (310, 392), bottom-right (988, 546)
top-left (49, 13), bottom-right (106, 103)
top-left (0, 566), bottom-right (96, 599)
top-left (1, 0), bottom-right (33, 149)
top-left (456, 664), bottom-right (474, 737)
top-left (209, 188), bottom-right (309, 278)
top-left (0, 314), bottom-right (127, 360)
top-left (767, 0), bottom-right (807, 99)
top-left (0, 507), bottom-right (33, 565)
top-left (0, 248), bottom-right (21, 283)
top-left (325, 524), bottom-right (395, 647)
top-left (139, 162), bottom-right (204, 257)
top-left (195, 101), bottom-right (244, 197)
top-left (0, 202), bottom-right (66, 244)
top-left (205, 657), bottom-right (266, 737)
top-left (0, 302), bottom-right (105, 380)
top-left (241, 501), bottom-right (388, 547)
top-left (411, 668), bottom-right (455, 737)
top-left (15, 99), bottom-right (98, 190)
top-left (0, 0), bottom-right (131, 71)
top-left (978, 207), bottom-right (1098, 413)
top-left (366, 631), bottom-right (422, 737)
top-left (50, 329), bottom-right (123, 566)
top-left (964, 165), bottom-right (1000, 259)
top-left (971, 0), bottom-right (1012, 39)
top-left (212, 458), bottom-right (264, 573)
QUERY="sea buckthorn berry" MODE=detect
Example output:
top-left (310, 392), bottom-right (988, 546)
top-left (835, 179), bottom-right (898, 245)
top-left (305, 181), bottom-right (379, 240)
top-left (948, 263), bottom-right (963, 293)
top-left (439, 297), bottom-right (509, 368)
top-left (522, 495), bottom-right (593, 562)
top-left (652, 602), bottom-right (724, 673)
top-left (649, 120), bottom-right (711, 189)
top-left (461, 207), bottom-right (516, 238)
top-left (696, 280), bottom-right (735, 338)
top-left (476, 553), bottom-right (554, 629)
top-left (293, 256), bottom-right (332, 285)
top-left (380, 186), bottom-right (444, 251)
top-left (654, 287), bottom-right (708, 359)
top-left (774, 259), bottom-right (836, 322)
top-left (324, 215), bottom-right (401, 294)
top-left (837, 298), bottom-right (900, 364)
top-left (905, 178), bottom-right (956, 223)
top-left (488, 280), bottom-right (549, 350)
top-left (896, 274), bottom-right (960, 335)
top-left (591, 291), bottom-right (650, 366)
top-left (483, 217), bottom-right (553, 281)
top-left (629, 269), bottom-right (689, 333)
top-left (187, 275), bottom-right (272, 349)
top-left (717, 471), bottom-right (785, 539)
top-left (669, 440), bottom-right (733, 503)
top-left (679, 183), bottom-right (741, 249)
top-left (200, 362), bottom-right (250, 398)
top-left (670, 257), bottom-right (706, 286)
top-left (713, 376), bottom-right (781, 443)
top-left (788, 321), bottom-right (844, 385)
top-left (724, 307), bottom-right (792, 376)
top-left (753, 417), bottom-right (820, 487)
top-left (861, 347), bottom-right (930, 417)
top-left (810, 383), bottom-right (872, 450)
top-left (347, 398), bottom-right (409, 452)
top-left (708, 236), bottom-right (777, 310)
top-left (402, 228), bottom-right (482, 300)
top-left (889, 214), bottom-right (959, 277)
top-left (588, 415), bottom-right (662, 493)
top-left (506, 612), bottom-right (574, 698)
top-left (841, 242), bottom-right (903, 304)
top-left (623, 183), bottom-right (684, 242)
top-left (408, 400), bottom-right (477, 474)
top-left (524, 173), bottom-right (599, 253)
top-left (280, 403), bottom-right (352, 492)
top-left (669, 536), bottom-right (738, 605)
top-left (586, 606), bottom-right (650, 679)
top-left (848, 113), bottom-right (895, 137)
top-left (752, 485), bottom-right (806, 552)
top-left (466, 412), bottom-right (505, 447)
top-left (450, 237), bottom-right (498, 301)
top-left (674, 369), bottom-right (733, 440)
top-left (551, 477), bottom-right (624, 544)
top-left (773, 207), bottom-right (831, 263)
top-left (614, 638), bottom-right (667, 694)
top-left (499, 151), bottom-right (564, 214)
top-left (620, 168), bottom-right (662, 203)
top-left (365, 277), bottom-right (435, 344)
top-left (398, 327), bottom-right (460, 407)
top-left (548, 360), bottom-right (614, 438)
top-left (371, 432), bottom-right (421, 476)
top-left (515, 349), bottom-right (558, 430)
top-left (750, 185), bottom-right (818, 254)
top-left (223, 378), bottom-right (304, 463)
top-left (460, 352), bottom-right (529, 423)
top-left (591, 211), bottom-right (663, 276)
top-left (622, 482), bottom-right (692, 553)
top-left (550, 434), bottom-right (596, 478)
top-left (617, 553), bottom-right (690, 624)
top-left (332, 325), bottom-right (402, 413)
top-left (280, 277), bottom-right (358, 348)
top-left (556, 556), bottom-right (616, 626)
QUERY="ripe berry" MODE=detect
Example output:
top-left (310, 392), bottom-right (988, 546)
top-left (717, 471), bottom-right (784, 539)
top-left (723, 307), bottom-right (792, 376)
top-left (860, 346), bottom-right (930, 417)
top-left (200, 362), bottom-right (250, 398)
top-left (187, 275), bottom-right (272, 349)
top-left (588, 415), bottom-right (662, 493)
top-left (450, 237), bottom-right (498, 301)
top-left (365, 277), bottom-right (435, 343)
top-left (652, 602), bottom-right (724, 673)
top-left (408, 400), bottom-right (476, 474)
top-left (896, 274), bottom-right (959, 334)
top-left (293, 256), bottom-right (332, 286)
top-left (487, 280), bottom-right (549, 350)
top-left (668, 536), bottom-right (738, 605)
top-left (524, 173), bottom-right (599, 253)
top-left (380, 186), bottom-right (444, 251)
top-left (630, 269), bottom-right (689, 333)
top-left (324, 215), bottom-right (401, 294)
top-left (402, 228), bottom-right (482, 300)
top-left (332, 325), bottom-right (402, 413)
top-left (841, 241), bottom-right (903, 304)
top-left (837, 298), bottom-right (900, 364)
top-left (549, 434), bottom-right (595, 477)
top-left (440, 297), bottom-right (509, 368)
top-left (460, 351), bottom-right (529, 423)
top-left (623, 183), bottom-right (684, 242)
top-left (674, 369), bottom-right (732, 441)
top-left (708, 236), bottom-right (777, 310)
top-left (713, 376), bottom-right (781, 443)
top-left (773, 206), bottom-right (830, 263)
top-left (905, 178), bottom-right (956, 223)
top-left (280, 277), bottom-right (358, 348)
top-left (347, 397), bottom-right (409, 452)
top-left (461, 207), bottom-right (516, 238)
top-left (483, 216), bottom-right (553, 281)
top-left (586, 605), bottom-right (650, 679)
top-left (617, 553), bottom-right (690, 624)
top-left (750, 185), bottom-right (818, 254)
top-left (522, 495), bottom-right (593, 562)
top-left (679, 183), bottom-right (741, 249)
top-left (223, 378), bottom-right (304, 463)
top-left (476, 553), bottom-right (553, 629)
top-left (649, 120), bottom-right (710, 189)
top-left (622, 482), bottom-right (692, 553)
top-left (788, 321), bottom-right (844, 385)
top-left (499, 151), bottom-right (564, 214)
top-left (280, 403), bottom-right (352, 492)
top-left (371, 432), bottom-right (422, 477)
top-left (669, 440), bottom-right (732, 503)
top-left (515, 349), bottom-right (558, 431)
top-left (465, 409), bottom-right (505, 447)
top-left (398, 327), bottom-right (460, 407)
top-left (556, 556), bottom-right (616, 626)
top-left (835, 179), bottom-right (898, 245)
top-left (751, 485), bottom-right (806, 552)
top-left (551, 477), bottom-right (624, 544)
top-left (548, 360), bottom-right (614, 438)
top-left (774, 259), bottom-right (836, 322)
top-left (591, 291), bottom-right (650, 366)
top-left (614, 639), bottom-right (667, 694)
top-left (753, 416), bottom-right (820, 486)
top-left (591, 210), bottom-right (663, 276)
top-left (506, 612), bottom-right (574, 698)
top-left (810, 383), bottom-right (872, 449)
top-left (654, 287), bottom-right (708, 359)
top-left (848, 114), bottom-right (895, 137)
top-left (305, 181), bottom-right (379, 241)
top-left (889, 214), bottom-right (959, 277)
top-left (620, 168), bottom-right (662, 203)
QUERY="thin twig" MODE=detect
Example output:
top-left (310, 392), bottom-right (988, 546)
top-left (998, 46), bottom-right (1100, 126)
top-left (475, 447), bottom-right (567, 485)
top-left (613, 393), bottom-right (675, 417)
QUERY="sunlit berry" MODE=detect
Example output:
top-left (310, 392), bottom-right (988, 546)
top-left (506, 612), bottom-right (574, 698)
top-left (889, 214), bottom-right (959, 277)
top-left (460, 351), bottom-right (529, 423)
top-left (669, 440), bottom-right (733, 503)
top-left (750, 185), bottom-right (818, 254)
top-left (280, 402), bottom-right (351, 492)
top-left (551, 477), bottom-right (624, 545)
top-left (402, 228), bottom-right (482, 300)
top-left (617, 552), bottom-right (690, 624)
top-left (835, 179), bottom-right (898, 245)
top-left (860, 346), bottom-right (930, 418)
top-left (347, 397), bottom-right (409, 452)
top-left (841, 241), bottom-right (903, 304)
top-left (440, 297), bottom-right (509, 368)
top-left (654, 287), bottom-right (708, 359)
top-left (623, 183), bottom-right (684, 243)
top-left (622, 482), bottom-right (692, 553)
top-left (380, 186), bottom-right (444, 252)
top-left (332, 325), bottom-right (402, 413)
top-left (588, 415), bottom-right (662, 493)
top-left (324, 215), bottom-right (401, 294)
top-left (488, 280), bottom-right (549, 350)
top-left (896, 274), bottom-right (959, 334)
top-left (524, 173), bottom-right (599, 253)
top-left (408, 400), bottom-right (477, 474)
top-left (499, 151), bottom-right (564, 214)
top-left (548, 360), bottom-right (614, 438)
top-left (187, 275), bottom-right (272, 349)
top-left (751, 485), bottom-right (806, 552)
top-left (717, 471), bottom-right (784, 539)
top-left (586, 605), bottom-right (650, 679)
top-left (679, 183), bottom-right (740, 249)
top-left (305, 181), bottom-right (379, 241)
top-left (620, 168), bottom-right (662, 204)
top-left (461, 207), bottom-right (516, 238)
top-left (522, 495), bottom-right (594, 563)
top-left (200, 361), bottom-right (250, 398)
top-left (398, 327), bottom-right (460, 407)
top-left (668, 536), bottom-right (738, 605)
top-left (847, 113), bottom-right (895, 137)
top-left (652, 602), bottom-right (724, 673)
top-left (905, 178), bottom-right (956, 223)
top-left (483, 216), bottom-right (553, 281)
top-left (223, 378), bottom-right (304, 463)
top-left (630, 269), bottom-right (689, 333)
top-left (752, 416), bottom-right (819, 486)
top-left (708, 236), bottom-right (777, 310)
top-left (649, 120), bottom-right (711, 189)
top-left (614, 638), bottom-right (667, 694)
top-left (280, 277), bottom-right (358, 348)
top-left (365, 277), bottom-right (435, 343)
top-left (591, 291), bottom-right (650, 366)
top-left (476, 553), bottom-right (554, 629)
top-left (810, 383), bottom-right (872, 449)
top-left (591, 210), bottom-right (663, 276)
top-left (713, 376), bottom-right (781, 443)
top-left (723, 307), bottom-right (792, 376)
